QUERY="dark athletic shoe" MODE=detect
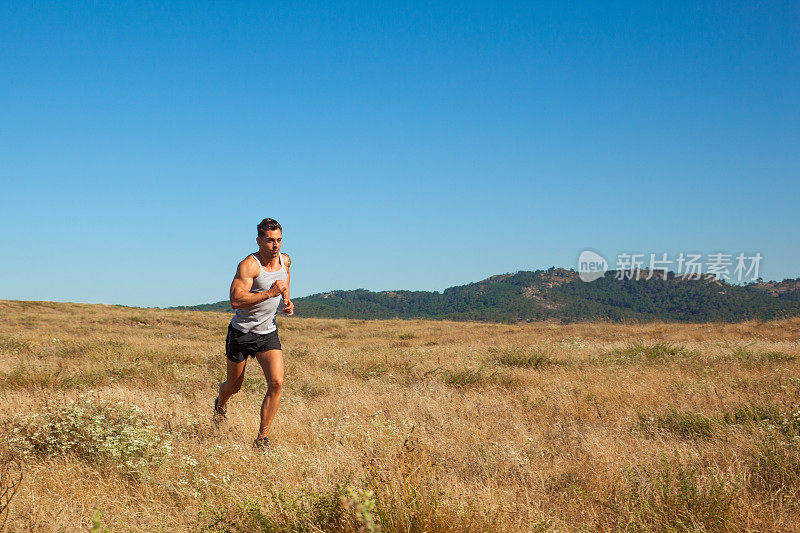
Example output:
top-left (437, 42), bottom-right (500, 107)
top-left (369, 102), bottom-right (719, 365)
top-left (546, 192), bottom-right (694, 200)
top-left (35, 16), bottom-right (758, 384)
top-left (253, 436), bottom-right (270, 450)
top-left (213, 396), bottom-right (227, 426)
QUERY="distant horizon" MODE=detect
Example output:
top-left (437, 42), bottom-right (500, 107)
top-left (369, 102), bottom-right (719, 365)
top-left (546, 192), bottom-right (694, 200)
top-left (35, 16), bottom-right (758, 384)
top-left (3, 263), bottom-right (795, 310)
top-left (169, 266), bottom-right (797, 308)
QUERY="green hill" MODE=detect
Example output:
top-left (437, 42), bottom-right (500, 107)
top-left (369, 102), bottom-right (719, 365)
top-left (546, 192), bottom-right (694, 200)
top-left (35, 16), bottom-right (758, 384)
top-left (170, 268), bottom-right (800, 323)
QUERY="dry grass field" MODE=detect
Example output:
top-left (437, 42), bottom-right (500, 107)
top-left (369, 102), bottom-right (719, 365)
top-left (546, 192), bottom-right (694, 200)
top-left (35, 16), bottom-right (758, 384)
top-left (1, 299), bottom-right (799, 532)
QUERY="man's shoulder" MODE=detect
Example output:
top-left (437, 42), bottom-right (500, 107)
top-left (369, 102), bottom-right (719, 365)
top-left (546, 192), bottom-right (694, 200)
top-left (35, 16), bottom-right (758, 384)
top-left (237, 254), bottom-right (260, 276)
top-left (281, 252), bottom-right (291, 267)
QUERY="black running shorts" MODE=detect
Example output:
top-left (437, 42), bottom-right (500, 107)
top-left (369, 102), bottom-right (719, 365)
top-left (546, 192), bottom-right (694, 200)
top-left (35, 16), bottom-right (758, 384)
top-left (225, 323), bottom-right (281, 363)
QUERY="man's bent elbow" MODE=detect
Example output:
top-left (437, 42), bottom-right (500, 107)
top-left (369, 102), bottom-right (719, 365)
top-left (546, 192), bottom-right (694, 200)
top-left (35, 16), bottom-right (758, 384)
top-left (230, 290), bottom-right (246, 309)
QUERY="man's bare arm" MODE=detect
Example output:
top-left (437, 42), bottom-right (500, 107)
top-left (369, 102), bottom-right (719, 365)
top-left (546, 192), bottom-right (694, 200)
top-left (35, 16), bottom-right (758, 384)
top-left (281, 253), bottom-right (294, 315)
top-left (229, 257), bottom-right (286, 310)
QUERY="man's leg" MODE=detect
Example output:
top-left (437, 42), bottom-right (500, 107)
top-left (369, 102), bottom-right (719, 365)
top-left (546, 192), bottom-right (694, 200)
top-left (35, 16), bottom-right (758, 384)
top-left (254, 349), bottom-right (284, 438)
top-left (217, 359), bottom-right (247, 411)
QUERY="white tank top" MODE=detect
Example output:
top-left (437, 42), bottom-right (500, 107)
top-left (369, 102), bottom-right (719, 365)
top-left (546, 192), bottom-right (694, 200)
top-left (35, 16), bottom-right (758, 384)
top-left (230, 252), bottom-right (288, 334)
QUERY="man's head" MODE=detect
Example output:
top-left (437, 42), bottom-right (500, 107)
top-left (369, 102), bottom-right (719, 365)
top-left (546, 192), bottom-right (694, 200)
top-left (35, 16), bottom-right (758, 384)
top-left (257, 218), bottom-right (282, 237)
top-left (256, 218), bottom-right (282, 254)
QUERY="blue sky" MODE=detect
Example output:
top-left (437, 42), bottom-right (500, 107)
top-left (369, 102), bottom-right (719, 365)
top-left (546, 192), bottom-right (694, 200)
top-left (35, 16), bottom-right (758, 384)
top-left (1, 1), bottom-right (798, 308)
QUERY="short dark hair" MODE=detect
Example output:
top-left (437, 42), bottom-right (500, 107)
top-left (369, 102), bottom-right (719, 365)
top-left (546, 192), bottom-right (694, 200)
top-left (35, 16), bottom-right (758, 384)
top-left (257, 218), bottom-right (282, 238)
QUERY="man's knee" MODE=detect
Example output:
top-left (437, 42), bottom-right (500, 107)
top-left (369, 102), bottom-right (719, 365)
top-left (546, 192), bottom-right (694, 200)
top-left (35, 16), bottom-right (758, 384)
top-left (267, 377), bottom-right (283, 394)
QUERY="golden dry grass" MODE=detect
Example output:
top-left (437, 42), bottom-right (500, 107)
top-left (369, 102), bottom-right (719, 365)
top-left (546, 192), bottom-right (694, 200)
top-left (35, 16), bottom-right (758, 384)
top-left (0, 299), bottom-right (799, 532)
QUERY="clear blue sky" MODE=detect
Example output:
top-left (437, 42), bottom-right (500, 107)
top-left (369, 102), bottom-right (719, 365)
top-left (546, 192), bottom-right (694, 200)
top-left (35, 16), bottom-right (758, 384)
top-left (1, 1), bottom-right (798, 308)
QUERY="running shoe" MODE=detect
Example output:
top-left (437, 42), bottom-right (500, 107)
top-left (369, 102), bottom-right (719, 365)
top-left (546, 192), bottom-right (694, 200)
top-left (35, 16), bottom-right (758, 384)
top-left (213, 396), bottom-right (227, 425)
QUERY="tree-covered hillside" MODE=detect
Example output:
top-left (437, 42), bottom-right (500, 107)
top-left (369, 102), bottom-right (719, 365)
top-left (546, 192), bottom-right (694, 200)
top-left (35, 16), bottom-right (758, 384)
top-left (170, 269), bottom-right (800, 324)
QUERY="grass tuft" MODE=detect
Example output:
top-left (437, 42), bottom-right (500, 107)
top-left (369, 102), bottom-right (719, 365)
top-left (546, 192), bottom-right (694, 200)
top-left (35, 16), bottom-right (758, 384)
top-left (492, 347), bottom-right (556, 369)
top-left (1, 364), bottom-right (109, 390)
top-left (748, 434), bottom-right (800, 495)
top-left (638, 408), bottom-right (716, 439)
top-left (607, 341), bottom-right (694, 364)
top-left (730, 346), bottom-right (797, 367)
top-left (0, 448), bottom-right (23, 529)
top-left (295, 380), bottom-right (329, 399)
top-left (722, 402), bottom-right (800, 439)
top-left (0, 335), bottom-right (33, 355)
top-left (200, 478), bottom-right (373, 532)
top-left (604, 451), bottom-right (736, 531)
top-left (440, 367), bottom-right (486, 388)
top-left (362, 434), bottom-right (499, 532)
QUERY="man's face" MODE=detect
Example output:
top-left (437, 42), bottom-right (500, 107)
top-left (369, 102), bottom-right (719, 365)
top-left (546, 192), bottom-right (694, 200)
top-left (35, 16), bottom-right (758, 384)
top-left (257, 229), bottom-right (282, 254)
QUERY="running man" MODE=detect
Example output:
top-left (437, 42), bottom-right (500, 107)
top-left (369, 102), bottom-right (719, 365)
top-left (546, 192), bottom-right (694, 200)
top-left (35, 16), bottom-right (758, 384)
top-left (214, 217), bottom-right (294, 449)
